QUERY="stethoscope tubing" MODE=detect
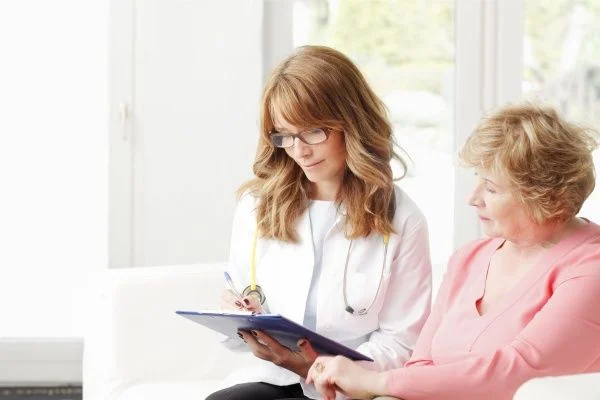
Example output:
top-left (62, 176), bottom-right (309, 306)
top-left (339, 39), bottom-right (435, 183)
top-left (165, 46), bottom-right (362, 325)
top-left (248, 222), bottom-right (389, 315)
top-left (342, 237), bottom-right (388, 315)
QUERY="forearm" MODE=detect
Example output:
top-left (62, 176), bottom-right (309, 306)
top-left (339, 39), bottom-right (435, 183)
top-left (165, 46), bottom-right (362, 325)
top-left (387, 328), bottom-right (600, 399)
top-left (367, 370), bottom-right (394, 398)
top-left (386, 350), bottom-right (526, 399)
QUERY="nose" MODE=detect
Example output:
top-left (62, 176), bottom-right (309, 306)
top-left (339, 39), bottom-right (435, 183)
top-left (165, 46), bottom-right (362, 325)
top-left (290, 137), bottom-right (312, 158)
top-left (468, 180), bottom-right (484, 208)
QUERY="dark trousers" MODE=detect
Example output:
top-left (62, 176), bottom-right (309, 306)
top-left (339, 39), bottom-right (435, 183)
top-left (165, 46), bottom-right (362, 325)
top-left (205, 382), bottom-right (310, 400)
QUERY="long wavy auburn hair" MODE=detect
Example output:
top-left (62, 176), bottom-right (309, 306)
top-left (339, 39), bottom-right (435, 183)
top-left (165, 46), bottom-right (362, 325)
top-left (238, 45), bottom-right (408, 242)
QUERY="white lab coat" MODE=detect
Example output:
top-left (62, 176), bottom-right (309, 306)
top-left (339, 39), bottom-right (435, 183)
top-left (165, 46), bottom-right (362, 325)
top-left (220, 185), bottom-right (432, 399)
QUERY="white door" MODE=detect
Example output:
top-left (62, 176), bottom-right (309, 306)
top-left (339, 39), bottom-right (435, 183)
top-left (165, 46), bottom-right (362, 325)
top-left (110, 0), bottom-right (264, 267)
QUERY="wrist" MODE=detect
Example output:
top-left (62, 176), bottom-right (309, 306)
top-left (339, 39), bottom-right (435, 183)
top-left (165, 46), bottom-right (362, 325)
top-left (367, 370), bottom-right (391, 398)
top-left (297, 364), bottom-right (310, 379)
top-left (287, 358), bottom-right (311, 379)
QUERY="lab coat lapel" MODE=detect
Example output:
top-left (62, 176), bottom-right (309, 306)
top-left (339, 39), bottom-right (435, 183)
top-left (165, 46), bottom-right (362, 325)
top-left (286, 209), bottom-right (315, 323)
top-left (314, 203), bottom-right (348, 333)
top-left (287, 203), bottom-right (346, 327)
top-left (257, 209), bottom-right (314, 325)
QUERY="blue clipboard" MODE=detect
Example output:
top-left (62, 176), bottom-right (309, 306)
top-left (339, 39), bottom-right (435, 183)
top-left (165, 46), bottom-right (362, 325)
top-left (176, 311), bottom-right (373, 362)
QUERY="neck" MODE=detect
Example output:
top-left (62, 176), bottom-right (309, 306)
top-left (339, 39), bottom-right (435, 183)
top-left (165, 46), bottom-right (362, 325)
top-left (505, 217), bottom-right (584, 255)
top-left (309, 180), bottom-right (342, 201)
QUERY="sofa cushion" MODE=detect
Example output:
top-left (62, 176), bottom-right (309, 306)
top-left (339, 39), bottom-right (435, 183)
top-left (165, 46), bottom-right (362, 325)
top-left (514, 373), bottom-right (600, 399)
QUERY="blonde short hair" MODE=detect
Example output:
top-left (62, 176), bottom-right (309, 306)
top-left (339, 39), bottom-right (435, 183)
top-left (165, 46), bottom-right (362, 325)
top-left (459, 103), bottom-right (599, 223)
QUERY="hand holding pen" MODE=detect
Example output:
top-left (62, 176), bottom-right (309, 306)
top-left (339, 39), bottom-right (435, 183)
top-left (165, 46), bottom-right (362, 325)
top-left (220, 271), bottom-right (264, 313)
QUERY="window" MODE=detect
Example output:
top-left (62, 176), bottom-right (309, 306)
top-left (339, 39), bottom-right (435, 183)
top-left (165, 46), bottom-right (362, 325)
top-left (523, 0), bottom-right (600, 220)
top-left (293, 0), bottom-right (456, 279)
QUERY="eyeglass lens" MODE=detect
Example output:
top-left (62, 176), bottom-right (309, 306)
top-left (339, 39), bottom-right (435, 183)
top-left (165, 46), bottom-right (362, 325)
top-left (271, 128), bottom-right (327, 148)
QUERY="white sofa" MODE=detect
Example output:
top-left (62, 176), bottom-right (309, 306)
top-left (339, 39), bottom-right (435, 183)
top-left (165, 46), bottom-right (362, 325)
top-left (82, 263), bottom-right (261, 400)
top-left (82, 264), bottom-right (600, 400)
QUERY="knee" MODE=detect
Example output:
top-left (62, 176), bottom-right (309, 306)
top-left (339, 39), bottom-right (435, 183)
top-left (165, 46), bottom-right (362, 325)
top-left (205, 386), bottom-right (248, 400)
top-left (205, 389), bottom-right (225, 400)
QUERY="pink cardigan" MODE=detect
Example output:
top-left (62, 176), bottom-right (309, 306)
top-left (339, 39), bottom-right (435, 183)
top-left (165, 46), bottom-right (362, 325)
top-left (387, 222), bottom-right (600, 400)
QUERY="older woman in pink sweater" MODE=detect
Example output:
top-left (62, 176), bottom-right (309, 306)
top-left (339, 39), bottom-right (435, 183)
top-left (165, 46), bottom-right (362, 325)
top-left (305, 103), bottom-right (600, 400)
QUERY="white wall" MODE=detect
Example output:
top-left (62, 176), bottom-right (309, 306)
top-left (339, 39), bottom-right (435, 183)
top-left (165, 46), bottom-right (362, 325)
top-left (0, 0), bottom-right (108, 383)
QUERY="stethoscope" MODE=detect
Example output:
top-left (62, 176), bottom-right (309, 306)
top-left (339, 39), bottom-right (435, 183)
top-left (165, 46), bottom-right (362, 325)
top-left (242, 225), bottom-right (389, 316)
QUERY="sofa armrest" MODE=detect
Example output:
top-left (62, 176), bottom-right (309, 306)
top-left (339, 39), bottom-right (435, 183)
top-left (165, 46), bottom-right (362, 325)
top-left (83, 264), bottom-right (257, 400)
top-left (514, 373), bottom-right (600, 400)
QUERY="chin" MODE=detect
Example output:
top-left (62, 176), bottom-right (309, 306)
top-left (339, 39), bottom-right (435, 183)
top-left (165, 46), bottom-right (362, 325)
top-left (482, 228), bottom-right (503, 238)
top-left (303, 172), bottom-right (327, 183)
top-left (304, 174), bottom-right (319, 183)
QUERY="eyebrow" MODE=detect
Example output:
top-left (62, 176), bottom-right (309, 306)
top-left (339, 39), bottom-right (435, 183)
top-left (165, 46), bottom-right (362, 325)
top-left (273, 127), bottom-right (304, 134)
top-left (484, 178), bottom-right (500, 187)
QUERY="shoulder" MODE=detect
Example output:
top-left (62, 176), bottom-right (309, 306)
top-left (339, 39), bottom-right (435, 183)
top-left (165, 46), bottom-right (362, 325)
top-left (235, 191), bottom-right (258, 212)
top-left (232, 191), bottom-right (259, 226)
top-left (390, 184), bottom-right (427, 234)
top-left (555, 222), bottom-right (600, 282)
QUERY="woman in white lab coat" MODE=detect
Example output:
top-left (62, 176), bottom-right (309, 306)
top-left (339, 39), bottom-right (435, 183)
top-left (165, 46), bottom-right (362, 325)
top-left (206, 45), bottom-right (432, 400)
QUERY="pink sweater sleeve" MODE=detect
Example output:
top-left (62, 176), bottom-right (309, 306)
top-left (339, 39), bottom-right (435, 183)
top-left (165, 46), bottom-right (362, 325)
top-left (402, 264), bottom-right (452, 368)
top-left (404, 243), bottom-right (478, 368)
top-left (387, 274), bottom-right (600, 400)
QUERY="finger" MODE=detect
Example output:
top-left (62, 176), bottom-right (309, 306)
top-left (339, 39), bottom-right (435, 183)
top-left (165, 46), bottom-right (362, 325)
top-left (324, 376), bottom-right (338, 400)
top-left (306, 356), bottom-right (326, 384)
top-left (307, 356), bottom-right (335, 388)
top-left (239, 331), bottom-right (269, 357)
top-left (315, 372), bottom-right (338, 400)
top-left (306, 356), bottom-right (324, 384)
top-left (305, 364), bottom-right (313, 384)
top-left (250, 330), bottom-right (290, 354)
top-left (220, 290), bottom-right (243, 310)
top-left (297, 338), bottom-right (318, 362)
top-left (236, 331), bottom-right (247, 343)
top-left (242, 295), bottom-right (263, 313)
top-left (312, 372), bottom-right (337, 400)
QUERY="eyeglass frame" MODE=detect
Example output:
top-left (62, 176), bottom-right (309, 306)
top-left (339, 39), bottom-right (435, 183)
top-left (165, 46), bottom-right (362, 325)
top-left (269, 127), bottom-right (335, 148)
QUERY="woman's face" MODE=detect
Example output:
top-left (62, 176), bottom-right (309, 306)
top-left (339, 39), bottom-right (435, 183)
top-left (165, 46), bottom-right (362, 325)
top-left (272, 111), bottom-right (346, 195)
top-left (468, 168), bottom-right (532, 240)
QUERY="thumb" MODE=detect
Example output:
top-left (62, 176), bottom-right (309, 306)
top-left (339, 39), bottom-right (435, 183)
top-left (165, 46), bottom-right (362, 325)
top-left (297, 338), bottom-right (318, 361)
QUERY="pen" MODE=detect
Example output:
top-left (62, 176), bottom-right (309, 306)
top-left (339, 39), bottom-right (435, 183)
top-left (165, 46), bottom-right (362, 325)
top-left (223, 271), bottom-right (244, 300)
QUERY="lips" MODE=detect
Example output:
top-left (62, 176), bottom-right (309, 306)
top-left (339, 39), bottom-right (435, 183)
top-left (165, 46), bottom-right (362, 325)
top-left (303, 160), bottom-right (323, 168)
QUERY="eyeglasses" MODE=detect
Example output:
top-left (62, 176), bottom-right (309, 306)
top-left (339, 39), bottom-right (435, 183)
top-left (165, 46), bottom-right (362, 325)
top-left (270, 128), bottom-right (332, 148)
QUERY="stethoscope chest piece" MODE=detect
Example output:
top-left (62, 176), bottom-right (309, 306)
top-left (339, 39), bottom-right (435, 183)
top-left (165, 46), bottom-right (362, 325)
top-left (242, 284), bottom-right (266, 305)
top-left (345, 305), bottom-right (368, 315)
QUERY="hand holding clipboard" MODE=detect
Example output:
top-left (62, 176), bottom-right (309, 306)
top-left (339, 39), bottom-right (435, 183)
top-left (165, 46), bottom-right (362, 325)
top-left (188, 272), bottom-right (372, 377)
top-left (175, 311), bottom-right (373, 362)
